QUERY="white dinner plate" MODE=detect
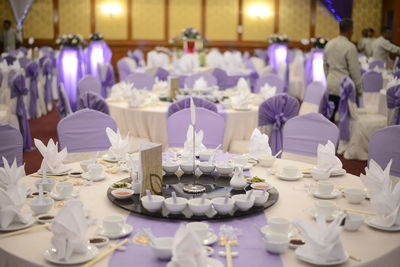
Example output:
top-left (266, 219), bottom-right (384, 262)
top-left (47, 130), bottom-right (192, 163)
top-left (81, 172), bottom-right (107, 182)
top-left (37, 167), bottom-right (71, 176)
top-left (44, 244), bottom-right (99, 265)
top-left (98, 224), bottom-right (133, 239)
top-left (295, 246), bottom-right (349, 266)
top-left (312, 189), bottom-right (341, 199)
top-left (276, 172), bottom-right (303, 181)
top-left (365, 217), bottom-right (400, 232)
top-left (203, 231), bottom-right (218, 246)
top-left (50, 188), bottom-right (80, 201)
top-left (0, 216), bottom-right (35, 232)
top-left (207, 257), bottom-right (224, 267)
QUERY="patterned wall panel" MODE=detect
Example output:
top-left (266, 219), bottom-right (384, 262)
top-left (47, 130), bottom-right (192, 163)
top-left (352, 0), bottom-right (382, 41)
top-left (242, 0), bottom-right (274, 41)
top-left (315, 1), bottom-right (338, 39)
top-left (59, 0), bottom-right (91, 37)
top-left (23, 0), bottom-right (54, 39)
top-left (132, 0), bottom-right (165, 40)
top-left (95, 0), bottom-right (128, 39)
top-left (206, 0), bottom-right (238, 41)
top-left (169, 0), bottom-right (201, 39)
top-left (279, 0), bottom-right (310, 40)
top-left (0, 1), bottom-right (16, 26)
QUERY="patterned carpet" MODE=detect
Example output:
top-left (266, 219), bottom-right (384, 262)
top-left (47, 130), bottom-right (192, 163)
top-left (23, 108), bottom-right (368, 176)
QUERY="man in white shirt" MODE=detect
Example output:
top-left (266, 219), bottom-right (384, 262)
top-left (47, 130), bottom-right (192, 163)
top-left (324, 18), bottom-right (362, 122)
top-left (371, 27), bottom-right (400, 66)
top-left (358, 29), bottom-right (373, 57)
top-left (0, 20), bottom-right (21, 52)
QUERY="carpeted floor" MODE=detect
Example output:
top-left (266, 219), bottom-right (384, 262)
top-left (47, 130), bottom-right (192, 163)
top-left (23, 109), bottom-right (368, 176)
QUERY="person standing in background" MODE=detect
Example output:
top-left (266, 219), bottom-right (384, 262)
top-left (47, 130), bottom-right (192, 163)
top-left (371, 27), bottom-right (400, 68)
top-left (323, 18), bottom-right (362, 122)
top-left (0, 20), bottom-right (21, 53)
top-left (358, 29), bottom-right (372, 57)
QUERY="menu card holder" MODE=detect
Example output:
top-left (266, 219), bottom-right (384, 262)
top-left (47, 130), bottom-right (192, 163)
top-left (169, 76), bottom-right (180, 100)
top-left (140, 143), bottom-right (163, 197)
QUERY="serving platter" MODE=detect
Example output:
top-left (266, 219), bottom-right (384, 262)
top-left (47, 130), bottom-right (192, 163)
top-left (107, 172), bottom-right (279, 221)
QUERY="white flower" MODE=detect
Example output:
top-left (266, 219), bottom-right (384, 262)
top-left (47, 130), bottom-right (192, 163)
top-left (67, 34), bottom-right (72, 39)
top-left (72, 39), bottom-right (78, 44)
top-left (320, 39), bottom-right (326, 44)
top-left (62, 34), bottom-right (67, 39)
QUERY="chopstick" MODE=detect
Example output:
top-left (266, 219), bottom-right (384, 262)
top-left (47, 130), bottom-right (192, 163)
top-left (29, 173), bottom-right (74, 179)
top-left (225, 242), bottom-right (233, 267)
top-left (341, 208), bottom-right (376, 216)
top-left (0, 223), bottom-right (49, 238)
top-left (82, 238), bottom-right (129, 267)
top-left (349, 254), bottom-right (362, 262)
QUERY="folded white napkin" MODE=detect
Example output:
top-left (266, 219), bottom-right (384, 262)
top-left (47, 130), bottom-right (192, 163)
top-left (152, 78), bottom-right (168, 94)
top-left (386, 77), bottom-right (400, 91)
top-left (231, 91), bottom-right (250, 109)
top-left (206, 49), bottom-right (224, 69)
top-left (295, 214), bottom-right (347, 262)
top-left (316, 141), bottom-right (342, 172)
top-left (51, 200), bottom-right (88, 261)
top-left (147, 51), bottom-right (169, 68)
top-left (0, 157), bottom-right (25, 190)
top-left (182, 125), bottom-right (206, 156)
top-left (178, 54), bottom-right (199, 74)
top-left (167, 224), bottom-right (207, 267)
top-left (193, 77), bottom-right (208, 91)
top-left (0, 184), bottom-right (31, 229)
top-left (109, 81), bottom-right (135, 100)
top-left (360, 159), bottom-right (400, 227)
top-left (259, 83), bottom-right (277, 99)
top-left (34, 138), bottom-right (68, 174)
top-left (224, 51), bottom-right (244, 74)
top-left (106, 127), bottom-right (131, 159)
top-left (248, 128), bottom-right (272, 158)
top-left (236, 77), bottom-right (251, 95)
top-left (128, 88), bottom-right (147, 107)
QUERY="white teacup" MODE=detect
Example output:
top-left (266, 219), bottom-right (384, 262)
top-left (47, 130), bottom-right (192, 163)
top-left (186, 222), bottom-right (209, 241)
top-left (344, 213), bottom-right (364, 232)
top-left (56, 181), bottom-right (73, 197)
top-left (317, 181), bottom-right (334, 195)
top-left (316, 200), bottom-right (336, 218)
top-left (88, 163), bottom-right (103, 178)
top-left (258, 155), bottom-right (275, 168)
top-left (103, 215), bottom-right (125, 234)
top-left (268, 217), bottom-right (290, 234)
top-left (282, 166), bottom-right (298, 178)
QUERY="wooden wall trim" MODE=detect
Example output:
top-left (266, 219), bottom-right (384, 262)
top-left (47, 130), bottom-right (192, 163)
top-left (53, 0), bottom-right (59, 38)
top-left (238, 0), bottom-right (243, 41)
top-left (90, 0), bottom-right (96, 33)
top-left (201, 0), bottom-right (206, 36)
top-left (164, 0), bottom-right (169, 40)
top-left (274, 0), bottom-right (279, 33)
top-left (127, 0), bottom-right (133, 40)
top-left (310, 0), bottom-right (316, 38)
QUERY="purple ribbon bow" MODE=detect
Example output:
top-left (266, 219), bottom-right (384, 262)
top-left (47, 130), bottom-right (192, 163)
top-left (338, 77), bottom-right (356, 141)
top-left (25, 61), bottom-right (40, 118)
top-left (387, 85), bottom-right (400, 125)
top-left (320, 92), bottom-right (335, 119)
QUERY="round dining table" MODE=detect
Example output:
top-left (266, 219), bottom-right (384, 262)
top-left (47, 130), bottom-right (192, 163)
top-left (1, 155), bottom-right (399, 267)
top-left (108, 101), bottom-right (258, 152)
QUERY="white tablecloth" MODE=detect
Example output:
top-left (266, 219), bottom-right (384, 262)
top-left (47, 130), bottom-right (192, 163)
top-left (1, 157), bottom-right (400, 267)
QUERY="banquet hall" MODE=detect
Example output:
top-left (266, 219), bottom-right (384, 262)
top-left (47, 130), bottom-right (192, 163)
top-left (1, 0), bottom-right (400, 266)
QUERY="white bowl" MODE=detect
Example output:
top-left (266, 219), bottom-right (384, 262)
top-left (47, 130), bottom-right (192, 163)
top-left (258, 156), bottom-right (276, 168)
top-left (141, 195), bottom-right (165, 212)
top-left (164, 197), bottom-right (188, 214)
top-left (162, 162), bottom-right (179, 174)
top-left (111, 189), bottom-right (134, 199)
top-left (246, 190), bottom-right (269, 206)
top-left (80, 160), bottom-right (95, 172)
top-left (180, 162), bottom-right (196, 174)
top-left (199, 151), bottom-right (213, 161)
top-left (188, 198), bottom-right (212, 216)
top-left (198, 162), bottom-right (215, 174)
top-left (35, 178), bottom-right (56, 192)
top-left (29, 197), bottom-right (54, 215)
top-left (212, 197), bottom-right (235, 215)
top-left (89, 236), bottom-right (110, 248)
top-left (263, 234), bottom-right (289, 254)
top-left (232, 194), bottom-right (255, 211)
top-left (344, 188), bottom-right (365, 204)
top-left (311, 168), bottom-right (330, 180)
top-left (150, 237), bottom-right (174, 260)
top-left (344, 213), bottom-right (364, 232)
top-left (215, 162), bottom-right (234, 176)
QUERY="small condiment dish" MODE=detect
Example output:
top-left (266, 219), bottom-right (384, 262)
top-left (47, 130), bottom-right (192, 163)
top-left (344, 188), bottom-right (366, 204)
top-left (188, 198), bottom-right (212, 216)
top-left (232, 194), bottom-right (255, 211)
top-left (212, 197), bottom-right (235, 215)
top-left (111, 189), bottom-right (134, 199)
top-left (141, 195), bottom-right (165, 212)
top-left (150, 237), bottom-right (174, 260)
top-left (162, 162), bottom-right (179, 174)
top-left (89, 236), bottom-right (110, 248)
top-left (246, 190), bottom-right (269, 206)
top-left (198, 162), bottom-right (215, 174)
top-left (35, 214), bottom-right (55, 224)
top-left (215, 162), bottom-right (234, 176)
top-left (29, 197), bottom-right (54, 215)
top-left (263, 234), bottom-right (289, 254)
top-left (164, 197), bottom-right (188, 214)
top-left (180, 162), bottom-right (196, 174)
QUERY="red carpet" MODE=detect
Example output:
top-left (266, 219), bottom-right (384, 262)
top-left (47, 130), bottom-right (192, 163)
top-left (23, 110), bottom-right (368, 176)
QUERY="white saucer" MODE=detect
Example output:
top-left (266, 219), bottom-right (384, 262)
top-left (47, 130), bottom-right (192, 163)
top-left (308, 208), bottom-right (343, 222)
top-left (37, 167), bottom-right (71, 176)
top-left (295, 246), bottom-right (349, 266)
top-left (81, 172), bottom-right (106, 182)
top-left (0, 216), bottom-right (35, 232)
top-left (50, 188), bottom-right (80, 201)
top-left (203, 231), bottom-right (218, 246)
top-left (44, 244), bottom-right (99, 265)
top-left (312, 189), bottom-right (340, 199)
top-left (365, 217), bottom-right (400, 232)
top-left (207, 257), bottom-right (224, 267)
top-left (276, 172), bottom-right (303, 181)
top-left (98, 224), bottom-right (133, 239)
top-left (330, 168), bottom-right (346, 177)
top-left (101, 154), bottom-right (120, 163)
top-left (233, 163), bottom-right (253, 170)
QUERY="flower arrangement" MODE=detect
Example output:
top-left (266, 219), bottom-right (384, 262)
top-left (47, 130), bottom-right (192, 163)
top-left (55, 34), bottom-right (84, 47)
top-left (267, 33), bottom-right (289, 44)
top-left (182, 27), bottom-right (202, 40)
top-left (89, 32), bottom-right (104, 41)
top-left (310, 37), bottom-right (328, 49)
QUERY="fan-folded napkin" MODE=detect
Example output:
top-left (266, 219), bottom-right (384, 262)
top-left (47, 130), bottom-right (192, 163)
top-left (248, 128), bottom-right (272, 158)
top-left (260, 83), bottom-right (277, 99)
top-left (193, 77), bottom-right (208, 91)
top-left (152, 78), bottom-right (168, 94)
top-left (182, 125), bottom-right (206, 157)
top-left (109, 81), bottom-right (134, 100)
top-left (0, 184), bottom-right (31, 229)
top-left (34, 138), bottom-right (68, 174)
top-left (0, 157), bottom-right (25, 190)
top-left (178, 54), bottom-right (199, 74)
top-left (316, 141), bottom-right (342, 172)
top-left (106, 127), bottom-right (131, 159)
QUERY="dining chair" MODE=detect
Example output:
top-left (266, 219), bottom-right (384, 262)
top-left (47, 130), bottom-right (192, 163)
top-left (154, 67), bottom-right (169, 81)
top-left (212, 68), bottom-right (241, 90)
top-left (125, 72), bottom-right (155, 90)
top-left (98, 63), bottom-right (115, 98)
top-left (57, 109), bottom-right (117, 153)
top-left (25, 61), bottom-right (41, 119)
top-left (254, 73), bottom-right (285, 94)
top-left (0, 123), bottom-right (23, 167)
top-left (361, 71), bottom-right (383, 113)
top-left (77, 75), bottom-right (102, 97)
top-left (282, 113), bottom-right (339, 164)
top-left (56, 83), bottom-right (73, 118)
top-left (167, 107), bottom-right (225, 149)
top-left (4, 54), bottom-right (16, 65)
top-left (386, 84), bottom-right (400, 126)
top-left (369, 60), bottom-right (385, 70)
top-left (369, 125), bottom-right (400, 178)
top-left (42, 57), bottom-right (54, 110)
top-left (299, 81), bottom-right (326, 115)
top-left (185, 72), bottom-right (217, 88)
top-left (116, 57), bottom-right (136, 81)
top-left (77, 91), bottom-right (109, 115)
top-left (18, 57), bottom-right (31, 69)
top-left (393, 70), bottom-right (400, 79)
top-left (258, 93), bottom-right (299, 155)
top-left (167, 97), bottom-right (218, 117)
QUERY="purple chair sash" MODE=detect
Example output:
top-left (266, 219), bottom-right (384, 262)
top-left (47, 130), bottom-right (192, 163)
top-left (42, 58), bottom-right (53, 106)
top-left (18, 57), bottom-right (31, 69)
top-left (0, 123), bottom-right (23, 167)
top-left (320, 91), bottom-right (335, 119)
top-left (394, 70), bottom-right (400, 79)
top-left (258, 93), bottom-right (299, 155)
top-left (56, 83), bottom-right (72, 118)
top-left (10, 74), bottom-right (32, 151)
top-left (362, 71), bottom-right (383, 92)
top-left (155, 67), bottom-right (169, 81)
top-left (387, 85), bottom-right (400, 125)
top-left (77, 92), bottom-right (109, 114)
top-left (25, 61), bottom-right (39, 118)
top-left (167, 97), bottom-right (218, 117)
top-left (338, 77), bottom-right (356, 141)
top-left (4, 55), bottom-right (16, 65)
